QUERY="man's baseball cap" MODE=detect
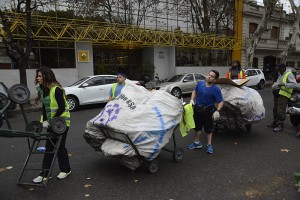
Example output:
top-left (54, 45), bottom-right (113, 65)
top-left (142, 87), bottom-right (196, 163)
top-left (276, 63), bottom-right (286, 69)
top-left (116, 72), bottom-right (126, 77)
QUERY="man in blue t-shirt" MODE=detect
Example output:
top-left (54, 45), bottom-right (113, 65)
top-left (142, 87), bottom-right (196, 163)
top-left (108, 72), bottom-right (126, 101)
top-left (188, 70), bottom-right (224, 154)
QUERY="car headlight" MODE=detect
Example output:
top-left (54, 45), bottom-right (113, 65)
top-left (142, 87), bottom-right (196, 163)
top-left (290, 94), bottom-right (298, 102)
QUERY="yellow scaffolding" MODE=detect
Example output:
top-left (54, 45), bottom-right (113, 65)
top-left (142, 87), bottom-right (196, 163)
top-left (0, 12), bottom-right (242, 50)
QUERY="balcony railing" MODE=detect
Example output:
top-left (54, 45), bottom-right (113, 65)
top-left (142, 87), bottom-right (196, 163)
top-left (243, 37), bottom-right (288, 50)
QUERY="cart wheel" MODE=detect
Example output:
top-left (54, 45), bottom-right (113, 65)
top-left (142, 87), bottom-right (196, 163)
top-left (173, 147), bottom-right (184, 162)
top-left (26, 121), bottom-right (43, 133)
top-left (8, 84), bottom-right (30, 104)
top-left (246, 124), bottom-right (252, 132)
top-left (0, 115), bottom-right (3, 128)
top-left (148, 160), bottom-right (159, 174)
top-left (213, 128), bottom-right (218, 134)
top-left (235, 127), bottom-right (242, 137)
top-left (0, 92), bottom-right (8, 110)
top-left (51, 117), bottom-right (67, 135)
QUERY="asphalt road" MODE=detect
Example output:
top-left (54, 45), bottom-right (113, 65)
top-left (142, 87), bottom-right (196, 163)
top-left (1, 87), bottom-right (300, 200)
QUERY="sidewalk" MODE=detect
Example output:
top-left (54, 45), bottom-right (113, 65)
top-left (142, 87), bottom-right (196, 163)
top-left (10, 100), bottom-right (42, 114)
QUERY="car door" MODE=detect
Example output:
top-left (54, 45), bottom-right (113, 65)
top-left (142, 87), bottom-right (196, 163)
top-left (246, 70), bottom-right (258, 86)
top-left (80, 76), bottom-right (105, 104)
top-left (181, 73), bottom-right (196, 93)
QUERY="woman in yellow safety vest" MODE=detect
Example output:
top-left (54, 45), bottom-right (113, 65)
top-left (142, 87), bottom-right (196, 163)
top-left (225, 60), bottom-right (246, 79)
top-left (32, 67), bottom-right (71, 183)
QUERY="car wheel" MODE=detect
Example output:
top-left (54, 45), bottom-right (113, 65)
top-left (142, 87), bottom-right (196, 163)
top-left (257, 80), bottom-right (265, 89)
top-left (171, 88), bottom-right (182, 98)
top-left (67, 96), bottom-right (78, 112)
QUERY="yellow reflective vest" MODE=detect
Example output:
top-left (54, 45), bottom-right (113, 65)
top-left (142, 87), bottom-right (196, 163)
top-left (279, 72), bottom-right (293, 99)
top-left (180, 103), bottom-right (195, 137)
top-left (39, 85), bottom-right (70, 126)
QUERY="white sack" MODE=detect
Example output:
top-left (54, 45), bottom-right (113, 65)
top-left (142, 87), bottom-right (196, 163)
top-left (218, 84), bottom-right (265, 123)
top-left (89, 83), bottom-right (183, 161)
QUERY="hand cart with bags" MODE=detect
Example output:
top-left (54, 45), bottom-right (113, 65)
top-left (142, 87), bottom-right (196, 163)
top-left (213, 102), bottom-right (252, 137)
top-left (84, 83), bottom-right (185, 173)
top-left (212, 84), bottom-right (265, 136)
top-left (0, 83), bottom-right (67, 187)
top-left (88, 124), bottom-right (184, 174)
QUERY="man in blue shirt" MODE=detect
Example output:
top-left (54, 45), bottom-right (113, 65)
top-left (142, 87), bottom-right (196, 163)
top-left (109, 72), bottom-right (127, 101)
top-left (188, 70), bottom-right (224, 154)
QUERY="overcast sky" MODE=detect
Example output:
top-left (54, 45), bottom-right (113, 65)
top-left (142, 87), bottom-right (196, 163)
top-left (256, 0), bottom-right (300, 13)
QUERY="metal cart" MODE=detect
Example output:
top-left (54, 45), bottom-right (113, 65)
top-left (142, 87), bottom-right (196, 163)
top-left (0, 83), bottom-right (66, 187)
top-left (213, 104), bottom-right (252, 137)
top-left (97, 124), bottom-right (184, 173)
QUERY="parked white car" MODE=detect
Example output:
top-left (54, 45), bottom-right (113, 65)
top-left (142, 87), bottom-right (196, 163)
top-left (245, 69), bottom-right (266, 89)
top-left (154, 73), bottom-right (206, 98)
top-left (64, 75), bottom-right (140, 111)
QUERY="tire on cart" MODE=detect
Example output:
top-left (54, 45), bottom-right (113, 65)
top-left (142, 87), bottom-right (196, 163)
top-left (148, 160), bottom-right (159, 173)
top-left (0, 116), bottom-right (3, 128)
top-left (8, 84), bottom-right (30, 104)
top-left (0, 92), bottom-right (8, 110)
top-left (26, 121), bottom-right (43, 133)
top-left (173, 147), bottom-right (184, 162)
top-left (51, 117), bottom-right (67, 135)
top-left (235, 127), bottom-right (242, 137)
top-left (246, 124), bottom-right (252, 132)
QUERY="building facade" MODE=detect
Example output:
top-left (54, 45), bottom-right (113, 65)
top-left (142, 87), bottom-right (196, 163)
top-left (242, 0), bottom-right (300, 78)
top-left (1, 0), bottom-right (300, 96)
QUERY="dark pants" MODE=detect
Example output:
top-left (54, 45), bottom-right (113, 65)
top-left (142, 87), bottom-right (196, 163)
top-left (41, 127), bottom-right (71, 175)
top-left (273, 95), bottom-right (289, 125)
top-left (193, 105), bottom-right (214, 133)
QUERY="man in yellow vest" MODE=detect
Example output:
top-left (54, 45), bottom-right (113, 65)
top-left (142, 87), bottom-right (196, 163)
top-left (109, 72), bottom-right (127, 101)
top-left (267, 63), bottom-right (297, 132)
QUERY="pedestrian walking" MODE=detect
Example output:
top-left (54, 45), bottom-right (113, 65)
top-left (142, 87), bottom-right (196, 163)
top-left (188, 70), bottom-right (224, 154)
top-left (267, 63), bottom-right (297, 132)
top-left (33, 67), bottom-right (71, 183)
top-left (109, 72), bottom-right (127, 101)
top-left (225, 60), bottom-right (246, 79)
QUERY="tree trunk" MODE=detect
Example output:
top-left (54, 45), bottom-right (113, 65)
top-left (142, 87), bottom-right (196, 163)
top-left (245, 0), bottom-right (278, 69)
top-left (280, 0), bottom-right (300, 64)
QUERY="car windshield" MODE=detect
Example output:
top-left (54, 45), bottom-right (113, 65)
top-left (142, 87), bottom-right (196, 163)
top-left (167, 75), bottom-right (184, 82)
top-left (69, 77), bottom-right (90, 86)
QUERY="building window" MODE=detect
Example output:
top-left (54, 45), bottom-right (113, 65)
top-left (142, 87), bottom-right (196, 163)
top-left (175, 48), bottom-right (230, 66)
top-left (286, 61), bottom-right (295, 67)
top-left (271, 26), bottom-right (278, 39)
top-left (249, 23), bottom-right (258, 37)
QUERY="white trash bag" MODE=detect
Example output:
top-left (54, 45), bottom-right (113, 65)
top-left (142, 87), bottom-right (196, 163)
top-left (86, 83), bottom-right (183, 161)
top-left (217, 84), bottom-right (265, 123)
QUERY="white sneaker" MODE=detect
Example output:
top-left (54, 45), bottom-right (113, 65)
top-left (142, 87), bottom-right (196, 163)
top-left (57, 171), bottom-right (71, 180)
top-left (32, 176), bottom-right (51, 183)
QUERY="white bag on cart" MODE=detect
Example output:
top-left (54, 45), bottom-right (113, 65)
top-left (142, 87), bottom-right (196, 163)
top-left (217, 84), bottom-right (265, 123)
top-left (88, 83), bottom-right (183, 161)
